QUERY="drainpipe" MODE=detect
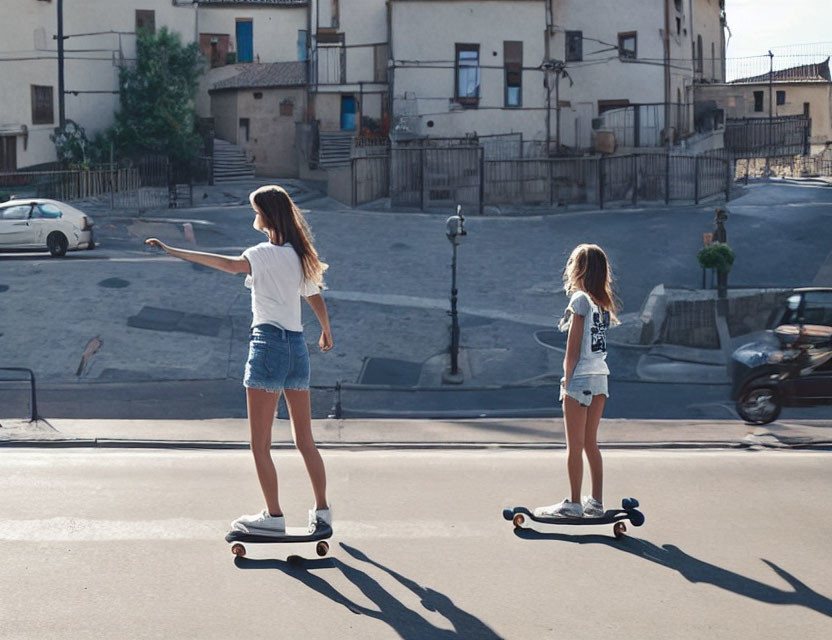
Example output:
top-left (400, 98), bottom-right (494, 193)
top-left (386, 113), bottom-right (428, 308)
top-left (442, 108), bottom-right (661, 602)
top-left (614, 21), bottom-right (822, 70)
top-left (664, 0), bottom-right (671, 149)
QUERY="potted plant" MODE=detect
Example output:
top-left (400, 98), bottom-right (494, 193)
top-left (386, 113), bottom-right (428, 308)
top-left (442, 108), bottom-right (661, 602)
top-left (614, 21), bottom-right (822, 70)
top-left (697, 243), bottom-right (735, 297)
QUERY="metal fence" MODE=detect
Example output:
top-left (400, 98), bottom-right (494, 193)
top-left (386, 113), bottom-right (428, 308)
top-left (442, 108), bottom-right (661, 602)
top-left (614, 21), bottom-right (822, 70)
top-left (736, 153), bottom-right (832, 180)
top-left (724, 115), bottom-right (810, 158)
top-left (389, 146), bottom-right (483, 212)
top-left (0, 166), bottom-right (140, 202)
top-left (354, 145), bottom-right (733, 211)
top-left (352, 154), bottom-right (389, 206)
top-left (0, 155), bottom-right (213, 210)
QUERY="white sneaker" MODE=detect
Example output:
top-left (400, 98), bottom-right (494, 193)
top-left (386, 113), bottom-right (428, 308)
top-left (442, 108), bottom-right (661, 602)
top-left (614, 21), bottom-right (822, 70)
top-left (534, 499), bottom-right (583, 518)
top-left (308, 506), bottom-right (332, 533)
top-left (231, 509), bottom-right (286, 535)
top-left (582, 496), bottom-right (604, 517)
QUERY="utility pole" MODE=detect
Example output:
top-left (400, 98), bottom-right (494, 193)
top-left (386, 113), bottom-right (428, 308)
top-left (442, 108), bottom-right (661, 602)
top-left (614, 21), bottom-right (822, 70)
top-left (767, 49), bottom-right (774, 170)
top-left (56, 0), bottom-right (66, 128)
top-left (542, 60), bottom-right (570, 155)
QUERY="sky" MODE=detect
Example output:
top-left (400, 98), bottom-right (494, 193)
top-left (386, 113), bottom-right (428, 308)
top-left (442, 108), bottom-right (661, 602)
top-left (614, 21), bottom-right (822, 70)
top-left (724, 0), bottom-right (832, 58)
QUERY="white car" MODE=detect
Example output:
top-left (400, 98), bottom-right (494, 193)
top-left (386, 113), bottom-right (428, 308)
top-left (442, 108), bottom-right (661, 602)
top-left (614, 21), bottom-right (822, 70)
top-left (0, 198), bottom-right (95, 256)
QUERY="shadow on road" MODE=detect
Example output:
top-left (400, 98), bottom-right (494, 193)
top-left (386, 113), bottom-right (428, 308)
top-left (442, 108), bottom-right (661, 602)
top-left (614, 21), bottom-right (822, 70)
top-left (514, 528), bottom-right (832, 618)
top-left (233, 542), bottom-right (501, 638)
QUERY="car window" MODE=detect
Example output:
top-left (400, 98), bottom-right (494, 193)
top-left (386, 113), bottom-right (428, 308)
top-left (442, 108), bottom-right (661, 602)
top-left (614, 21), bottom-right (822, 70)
top-left (802, 292), bottom-right (832, 327)
top-left (1, 205), bottom-right (32, 220)
top-left (35, 204), bottom-right (62, 219)
top-left (779, 294), bottom-right (803, 325)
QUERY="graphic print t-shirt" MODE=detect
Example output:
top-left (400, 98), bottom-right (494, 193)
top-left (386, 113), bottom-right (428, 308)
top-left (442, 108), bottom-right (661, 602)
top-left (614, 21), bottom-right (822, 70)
top-left (558, 290), bottom-right (610, 376)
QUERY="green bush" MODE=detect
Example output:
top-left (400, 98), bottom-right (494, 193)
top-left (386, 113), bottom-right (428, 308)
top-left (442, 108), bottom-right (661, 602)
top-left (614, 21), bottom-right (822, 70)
top-left (697, 243), bottom-right (735, 273)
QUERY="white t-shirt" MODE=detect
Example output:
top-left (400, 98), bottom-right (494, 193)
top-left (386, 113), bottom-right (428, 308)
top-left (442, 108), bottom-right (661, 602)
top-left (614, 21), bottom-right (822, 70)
top-left (558, 290), bottom-right (610, 376)
top-left (242, 242), bottom-right (320, 331)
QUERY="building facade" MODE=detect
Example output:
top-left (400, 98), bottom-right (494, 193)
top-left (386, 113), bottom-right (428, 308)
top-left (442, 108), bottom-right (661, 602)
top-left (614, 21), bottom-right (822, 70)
top-left (696, 58), bottom-right (832, 154)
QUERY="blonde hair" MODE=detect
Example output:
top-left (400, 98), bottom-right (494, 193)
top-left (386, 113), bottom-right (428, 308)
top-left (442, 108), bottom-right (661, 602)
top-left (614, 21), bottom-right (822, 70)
top-left (562, 243), bottom-right (619, 325)
top-left (249, 185), bottom-right (328, 288)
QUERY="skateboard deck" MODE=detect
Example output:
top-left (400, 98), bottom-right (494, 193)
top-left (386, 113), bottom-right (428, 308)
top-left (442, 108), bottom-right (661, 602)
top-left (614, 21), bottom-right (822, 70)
top-left (503, 497), bottom-right (644, 539)
top-left (225, 523), bottom-right (333, 558)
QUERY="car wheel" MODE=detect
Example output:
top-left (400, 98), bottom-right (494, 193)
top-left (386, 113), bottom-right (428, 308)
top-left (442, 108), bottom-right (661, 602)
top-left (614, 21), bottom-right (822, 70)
top-left (86, 231), bottom-right (95, 250)
top-left (47, 232), bottom-right (68, 257)
top-left (736, 386), bottom-right (782, 425)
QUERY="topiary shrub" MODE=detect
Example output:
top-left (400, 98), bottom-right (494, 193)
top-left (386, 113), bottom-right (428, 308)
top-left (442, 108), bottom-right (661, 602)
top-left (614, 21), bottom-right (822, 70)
top-left (697, 243), bottom-right (735, 273)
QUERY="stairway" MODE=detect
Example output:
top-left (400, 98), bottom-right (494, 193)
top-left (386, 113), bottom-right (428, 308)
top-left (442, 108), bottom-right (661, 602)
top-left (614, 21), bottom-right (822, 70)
top-left (318, 132), bottom-right (354, 168)
top-left (213, 139), bottom-right (255, 182)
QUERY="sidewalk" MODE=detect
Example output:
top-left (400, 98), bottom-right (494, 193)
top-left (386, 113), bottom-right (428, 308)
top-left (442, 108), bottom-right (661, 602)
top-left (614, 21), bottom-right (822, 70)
top-left (1, 417), bottom-right (830, 449)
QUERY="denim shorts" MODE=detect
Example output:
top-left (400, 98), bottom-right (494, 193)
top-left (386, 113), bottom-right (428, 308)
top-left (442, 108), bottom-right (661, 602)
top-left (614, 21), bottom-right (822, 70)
top-left (244, 324), bottom-right (310, 392)
top-left (559, 374), bottom-right (609, 407)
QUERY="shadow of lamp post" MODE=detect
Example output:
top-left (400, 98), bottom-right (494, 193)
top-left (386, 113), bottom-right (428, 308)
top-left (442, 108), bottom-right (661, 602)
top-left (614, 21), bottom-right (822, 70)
top-left (443, 206), bottom-right (466, 384)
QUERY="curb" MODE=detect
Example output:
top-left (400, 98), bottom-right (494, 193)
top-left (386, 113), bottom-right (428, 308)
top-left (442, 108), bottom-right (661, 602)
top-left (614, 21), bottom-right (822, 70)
top-left (2, 438), bottom-right (830, 451)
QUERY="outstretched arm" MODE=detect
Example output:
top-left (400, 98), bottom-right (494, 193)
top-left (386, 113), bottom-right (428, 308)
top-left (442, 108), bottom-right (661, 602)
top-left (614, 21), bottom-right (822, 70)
top-left (145, 238), bottom-right (250, 274)
top-left (304, 294), bottom-right (333, 352)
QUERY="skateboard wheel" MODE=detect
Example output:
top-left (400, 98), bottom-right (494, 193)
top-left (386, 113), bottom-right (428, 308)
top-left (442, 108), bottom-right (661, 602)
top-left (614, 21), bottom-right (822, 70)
top-left (502, 508), bottom-right (514, 522)
top-left (513, 514), bottom-right (525, 528)
top-left (622, 497), bottom-right (639, 510)
top-left (630, 511), bottom-right (645, 527)
top-left (231, 543), bottom-right (246, 557)
top-left (316, 541), bottom-right (329, 557)
top-left (613, 522), bottom-right (627, 539)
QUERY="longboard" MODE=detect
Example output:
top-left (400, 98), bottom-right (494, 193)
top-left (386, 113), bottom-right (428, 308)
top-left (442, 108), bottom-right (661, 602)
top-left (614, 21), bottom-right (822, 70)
top-left (225, 523), bottom-right (333, 558)
top-left (503, 497), bottom-right (645, 539)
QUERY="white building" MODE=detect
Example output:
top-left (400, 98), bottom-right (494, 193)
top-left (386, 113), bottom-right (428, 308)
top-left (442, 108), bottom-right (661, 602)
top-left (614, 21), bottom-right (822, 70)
top-left (389, 0), bottom-right (726, 154)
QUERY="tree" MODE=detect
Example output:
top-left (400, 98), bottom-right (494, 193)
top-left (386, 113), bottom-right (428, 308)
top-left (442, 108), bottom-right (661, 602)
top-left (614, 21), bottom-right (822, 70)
top-left (110, 27), bottom-right (204, 166)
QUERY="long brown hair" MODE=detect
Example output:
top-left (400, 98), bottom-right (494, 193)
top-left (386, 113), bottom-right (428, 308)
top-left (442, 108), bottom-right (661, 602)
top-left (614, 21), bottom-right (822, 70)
top-left (562, 244), bottom-right (619, 324)
top-left (250, 185), bottom-right (328, 288)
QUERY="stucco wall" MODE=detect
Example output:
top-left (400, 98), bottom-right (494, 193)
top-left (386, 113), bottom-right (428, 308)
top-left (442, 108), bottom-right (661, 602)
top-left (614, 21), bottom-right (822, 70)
top-left (238, 87), bottom-right (306, 177)
top-left (212, 91), bottom-right (238, 144)
top-left (391, 1), bottom-right (548, 140)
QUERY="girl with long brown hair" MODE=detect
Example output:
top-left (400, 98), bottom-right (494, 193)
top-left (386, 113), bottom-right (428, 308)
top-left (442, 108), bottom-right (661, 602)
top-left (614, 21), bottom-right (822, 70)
top-left (536, 243), bottom-right (619, 519)
top-left (145, 184), bottom-right (332, 536)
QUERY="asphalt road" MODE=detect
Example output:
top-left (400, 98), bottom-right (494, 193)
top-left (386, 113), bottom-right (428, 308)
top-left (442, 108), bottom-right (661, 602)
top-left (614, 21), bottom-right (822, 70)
top-left (2, 180), bottom-right (831, 421)
top-left (1, 448), bottom-right (830, 639)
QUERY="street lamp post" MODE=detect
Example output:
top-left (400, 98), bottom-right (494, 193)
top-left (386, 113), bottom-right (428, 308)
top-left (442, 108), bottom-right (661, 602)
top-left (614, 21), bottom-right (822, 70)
top-left (443, 205), bottom-right (466, 384)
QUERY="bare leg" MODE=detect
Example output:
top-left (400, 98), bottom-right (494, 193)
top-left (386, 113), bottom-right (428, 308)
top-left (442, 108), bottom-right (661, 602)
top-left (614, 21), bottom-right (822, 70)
top-left (245, 387), bottom-right (282, 516)
top-left (284, 389), bottom-right (328, 510)
top-left (562, 395), bottom-right (588, 504)
top-left (584, 394), bottom-right (606, 504)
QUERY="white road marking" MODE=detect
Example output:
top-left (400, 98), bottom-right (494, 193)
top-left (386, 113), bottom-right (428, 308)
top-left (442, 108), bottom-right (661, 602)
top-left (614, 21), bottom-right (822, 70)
top-left (0, 518), bottom-right (484, 542)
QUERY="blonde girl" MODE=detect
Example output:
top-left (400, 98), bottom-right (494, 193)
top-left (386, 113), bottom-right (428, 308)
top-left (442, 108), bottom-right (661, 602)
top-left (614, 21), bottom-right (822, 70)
top-left (536, 244), bottom-right (619, 518)
top-left (145, 185), bottom-right (332, 535)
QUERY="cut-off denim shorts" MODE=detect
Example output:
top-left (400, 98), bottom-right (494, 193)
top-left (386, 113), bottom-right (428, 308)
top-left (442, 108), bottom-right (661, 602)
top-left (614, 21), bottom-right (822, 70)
top-left (559, 374), bottom-right (609, 407)
top-left (244, 324), bottom-right (310, 393)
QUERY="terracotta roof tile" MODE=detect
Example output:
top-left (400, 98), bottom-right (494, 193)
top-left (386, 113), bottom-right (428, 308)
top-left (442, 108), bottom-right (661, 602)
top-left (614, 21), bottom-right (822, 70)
top-left (211, 62), bottom-right (307, 91)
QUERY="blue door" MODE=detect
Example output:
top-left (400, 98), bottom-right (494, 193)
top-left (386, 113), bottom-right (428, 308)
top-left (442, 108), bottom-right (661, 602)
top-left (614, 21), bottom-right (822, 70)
top-left (341, 95), bottom-right (356, 131)
top-left (236, 20), bottom-right (253, 63)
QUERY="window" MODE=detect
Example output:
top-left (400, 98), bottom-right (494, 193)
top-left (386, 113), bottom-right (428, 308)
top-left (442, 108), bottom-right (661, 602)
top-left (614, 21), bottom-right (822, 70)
top-left (0, 137), bottom-right (15, 172)
top-left (297, 30), bottom-right (308, 61)
top-left (676, 18), bottom-right (681, 35)
top-left (31, 85), bottom-right (54, 125)
top-left (455, 44), bottom-right (480, 105)
top-left (753, 91), bottom-right (764, 112)
top-left (618, 32), bottom-right (637, 60)
top-left (776, 90), bottom-right (786, 106)
top-left (504, 41), bottom-right (522, 107)
top-left (279, 99), bottom-right (294, 117)
top-left (696, 35), bottom-right (703, 72)
top-left (200, 34), bottom-right (230, 68)
top-left (34, 204), bottom-right (62, 219)
top-left (711, 42), bottom-right (716, 79)
top-left (804, 102), bottom-right (810, 117)
top-left (1, 205), bottom-right (31, 221)
top-left (565, 31), bottom-right (582, 62)
top-left (373, 43), bottom-right (389, 83)
top-left (135, 10), bottom-right (155, 34)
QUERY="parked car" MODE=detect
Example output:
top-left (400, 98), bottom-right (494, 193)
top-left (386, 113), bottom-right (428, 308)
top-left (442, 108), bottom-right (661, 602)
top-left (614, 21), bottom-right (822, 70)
top-left (731, 288), bottom-right (832, 424)
top-left (0, 198), bottom-right (95, 257)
